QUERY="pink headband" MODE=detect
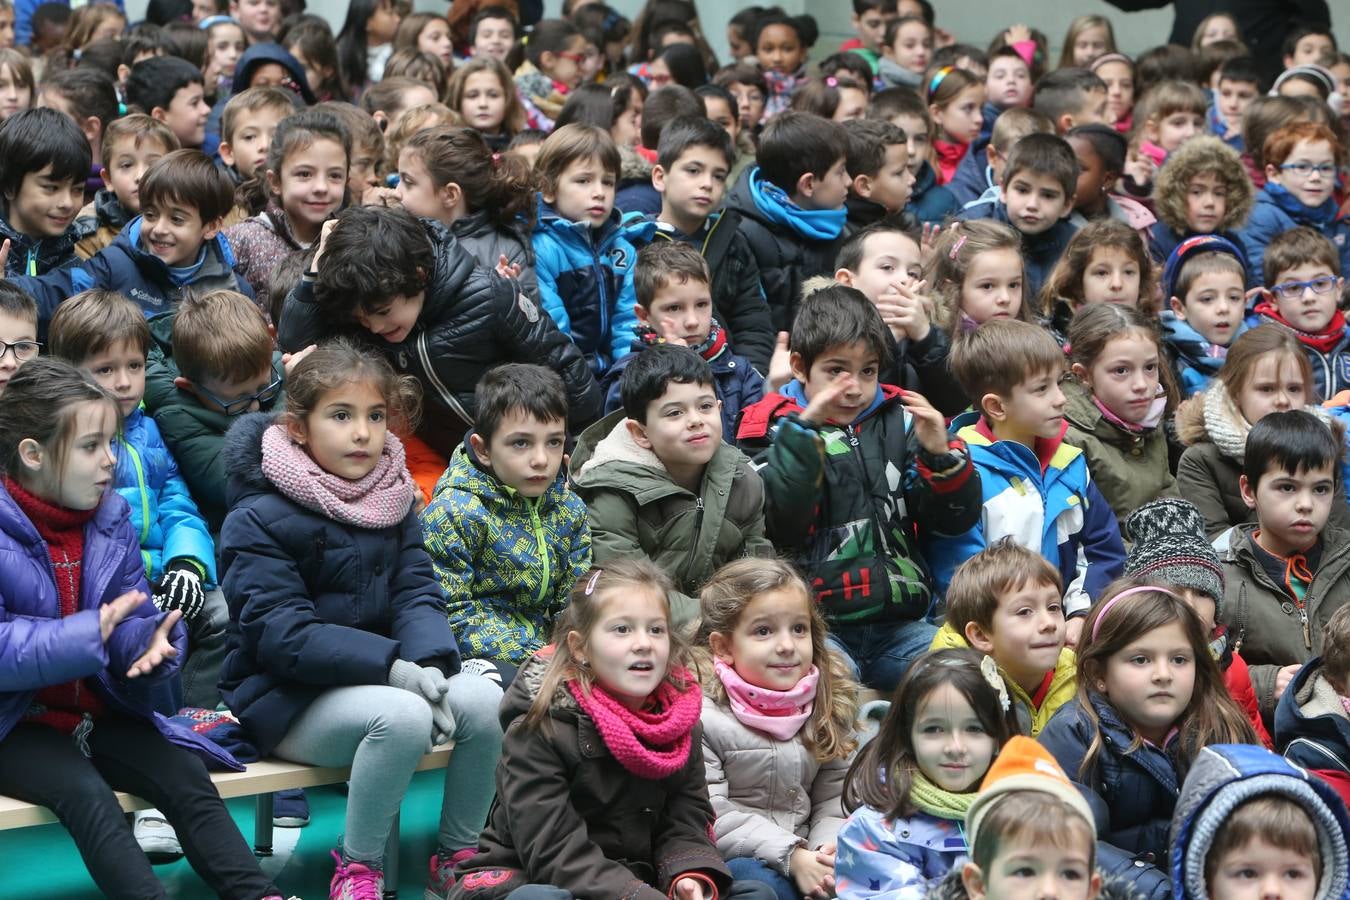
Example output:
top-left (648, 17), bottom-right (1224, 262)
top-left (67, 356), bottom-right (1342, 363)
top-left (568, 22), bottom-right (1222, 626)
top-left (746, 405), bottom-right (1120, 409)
top-left (1090, 585), bottom-right (1181, 644)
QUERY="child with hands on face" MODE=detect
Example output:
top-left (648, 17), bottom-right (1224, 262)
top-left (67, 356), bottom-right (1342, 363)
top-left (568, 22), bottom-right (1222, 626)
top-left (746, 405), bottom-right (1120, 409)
top-left (446, 560), bottom-right (778, 900)
top-left (0, 358), bottom-right (284, 900)
top-left (835, 648), bottom-right (1020, 898)
top-left (696, 559), bottom-right (859, 900)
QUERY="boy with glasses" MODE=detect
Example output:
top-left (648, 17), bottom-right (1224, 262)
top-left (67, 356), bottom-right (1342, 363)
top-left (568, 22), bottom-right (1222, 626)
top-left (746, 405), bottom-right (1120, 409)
top-left (0, 282), bottom-right (37, 397)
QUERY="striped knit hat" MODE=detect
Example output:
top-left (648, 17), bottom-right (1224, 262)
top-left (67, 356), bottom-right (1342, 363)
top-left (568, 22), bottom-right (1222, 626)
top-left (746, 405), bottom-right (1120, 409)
top-left (1124, 499), bottom-right (1224, 612)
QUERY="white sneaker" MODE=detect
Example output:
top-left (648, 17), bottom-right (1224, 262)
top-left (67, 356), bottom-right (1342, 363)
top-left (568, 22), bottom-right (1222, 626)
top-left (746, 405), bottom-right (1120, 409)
top-left (133, 808), bottom-right (184, 862)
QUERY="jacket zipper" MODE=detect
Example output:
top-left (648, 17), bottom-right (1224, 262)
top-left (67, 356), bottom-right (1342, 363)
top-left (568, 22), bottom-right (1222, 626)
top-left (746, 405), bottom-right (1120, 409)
top-left (124, 439), bottom-right (152, 544)
top-left (416, 332), bottom-right (474, 427)
top-left (591, 227), bottom-right (610, 366)
top-left (529, 499), bottom-right (550, 608)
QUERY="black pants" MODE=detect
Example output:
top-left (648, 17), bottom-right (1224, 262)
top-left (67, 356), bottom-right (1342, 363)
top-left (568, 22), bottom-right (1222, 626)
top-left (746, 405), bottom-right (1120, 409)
top-left (0, 717), bottom-right (278, 900)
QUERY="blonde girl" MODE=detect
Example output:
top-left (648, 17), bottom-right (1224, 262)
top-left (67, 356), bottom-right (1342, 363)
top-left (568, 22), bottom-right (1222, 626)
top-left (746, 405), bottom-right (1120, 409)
top-left (926, 66), bottom-right (984, 184)
top-left (1042, 220), bottom-right (1158, 337)
top-left (1063, 303), bottom-right (1179, 528)
top-left (446, 56), bottom-right (526, 151)
top-left (695, 559), bottom-right (859, 900)
top-left (0, 48), bottom-right (32, 120)
top-left (927, 219), bottom-right (1031, 338)
top-left (1038, 581), bottom-right (1258, 863)
top-left (1191, 13), bottom-right (1240, 50)
top-left (1176, 325), bottom-right (1350, 541)
top-left (1058, 15), bottom-right (1116, 69)
top-left (838, 649), bottom-right (1019, 898)
top-left (448, 559), bottom-right (779, 900)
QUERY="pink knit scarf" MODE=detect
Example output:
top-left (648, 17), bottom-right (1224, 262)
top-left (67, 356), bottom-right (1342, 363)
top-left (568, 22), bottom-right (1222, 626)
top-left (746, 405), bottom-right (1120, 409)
top-left (714, 659), bottom-right (818, 741)
top-left (260, 422), bottom-right (415, 529)
top-left (567, 669), bottom-right (702, 779)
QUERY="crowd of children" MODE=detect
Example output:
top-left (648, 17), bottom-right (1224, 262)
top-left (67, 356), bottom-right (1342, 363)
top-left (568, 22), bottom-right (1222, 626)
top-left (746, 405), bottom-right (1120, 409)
top-left (0, 0), bottom-right (1349, 898)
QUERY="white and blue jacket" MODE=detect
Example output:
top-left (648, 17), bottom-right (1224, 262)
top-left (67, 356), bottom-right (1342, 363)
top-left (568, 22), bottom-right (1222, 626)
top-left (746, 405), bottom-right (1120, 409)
top-left (836, 805), bottom-right (966, 900)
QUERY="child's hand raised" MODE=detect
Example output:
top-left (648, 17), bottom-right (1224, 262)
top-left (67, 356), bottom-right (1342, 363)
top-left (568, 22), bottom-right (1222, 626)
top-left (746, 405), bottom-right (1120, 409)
top-left (790, 846), bottom-right (836, 899)
top-left (920, 224), bottom-right (941, 268)
top-left (1004, 24), bottom-right (1032, 44)
top-left (126, 610), bottom-right (182, 678)
top-left (767, 331), bottom-right (793, 392)
top-left (877, 281), bottom-right (932, 343)
top-left (1065, 616), bottom-right (1084, 649)
top-left (99, 590), bottom-right (150, 642)
top-left (0, 238), bottom-right (10, 274)
top-left (282, 344), bottom-right (318, 376)
top-left (310, 219), bottom-right (340, 272)
top-left (899, 389), bottom-right (949, 455)
top-left (801, 374), bottom-right (857, 427)
top-left (495, 254), bottom-right (523, 280)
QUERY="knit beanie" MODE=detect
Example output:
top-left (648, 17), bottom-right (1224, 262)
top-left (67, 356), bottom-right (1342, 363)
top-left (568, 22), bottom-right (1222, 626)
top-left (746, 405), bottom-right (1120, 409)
top-left (1162, 233), bottom-right (1249, 301)
top-left (965, 736), bottom-right (1096, 853)
top-left (1123, 498), bottom-right (1224, 613)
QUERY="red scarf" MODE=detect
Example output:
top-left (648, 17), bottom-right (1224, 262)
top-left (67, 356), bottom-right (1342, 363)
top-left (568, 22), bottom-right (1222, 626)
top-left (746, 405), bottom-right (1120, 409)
top-left (1255, 300), bottom-right (1347, 353)
top-left (567, 669), bottom-right (702, 779)
top-left (933, 139), bottom-right (969, 185)
top-left (6, 477), bottom-right (105, 734)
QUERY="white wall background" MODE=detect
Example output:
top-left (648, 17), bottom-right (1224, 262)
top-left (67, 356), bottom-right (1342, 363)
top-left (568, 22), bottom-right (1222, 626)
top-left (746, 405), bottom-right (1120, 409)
top-left (124, 0), bottom-right (1350, 68)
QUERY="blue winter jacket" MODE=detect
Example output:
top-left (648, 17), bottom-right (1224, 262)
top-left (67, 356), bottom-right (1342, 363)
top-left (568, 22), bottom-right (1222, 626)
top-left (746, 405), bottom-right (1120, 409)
top-left (1273, 656), bottom-right (1350, 777)
top-left (905, 161), bottom-right (959, 226)
top-left (1170, 743), bottom-right (1350, 900)
top-left (1161, 310), bottom-right (1245, 398)
top-left (114, 407), bottom-right (216, 586)
top-left (1038, 695), bottom-right (1180, 864)
top-left (957, 196), bottom-right (1080, 302)
top-left (533, 196), bottom-right (641, 375)
top-left (13, 218), bottom-right (254, 327)
top-left (835, 805), bottom-right (966, 899)
top-left (924, 412), bottom-right (1125, 616)
top-left (1238, 183), bottom-right (1350, 283)
top-left (217, 413), bottom-right (461, 755)
top-left (0, 482), bottom-right (187, 744)
top-left (947, 146), bottom-right (994, 209)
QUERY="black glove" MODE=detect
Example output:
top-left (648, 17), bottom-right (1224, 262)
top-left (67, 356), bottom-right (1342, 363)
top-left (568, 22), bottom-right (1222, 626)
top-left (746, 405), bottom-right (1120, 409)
top-left (153, 561), bottom-right (205, 622)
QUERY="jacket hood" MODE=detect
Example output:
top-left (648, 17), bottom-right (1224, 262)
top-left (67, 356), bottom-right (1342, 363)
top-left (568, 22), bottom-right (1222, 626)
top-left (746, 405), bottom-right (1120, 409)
top-left (1170, 742), bottom-right (1350, 900)
top-left (727, 167), bottom-right (847, 243)
top-left (1173, 391), bottom-right (1210, 446)
top-left (572, 409), bottom-right (668, 482)
top-left (534, 195), bottom-right (631, 246)
top-left (951, 409), bottom-right (1079, 481)
top-left (911, 160), bottom-right (938, 197)
top-left (416, 217), bottom-right (488, 325)
top-left (118, 217), bottom-right (241, 284)
top-left (1258, 183), bottom-right (1341, 228)
top-left (0, 475), bottom-right (133, 550)
top-left (499, 648), bottom-right (578, 729)
top-left (1154, 136), bottom-right (1254, 234)
top-left (221, 411), bottom-right (277, 505)
top-left (618, 143), bottom-right (654, 183)
top-left (94, 189), bottom-right (132, 231)
top-left (230, 43), bottom-right (316, 103)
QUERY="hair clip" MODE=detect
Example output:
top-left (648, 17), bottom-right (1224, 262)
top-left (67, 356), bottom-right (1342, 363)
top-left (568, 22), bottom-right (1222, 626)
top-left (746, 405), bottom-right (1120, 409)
top-left (980, 655), bottom-right (1011, 712)
top-left (948, 234), bottom-right (967, 259)
top-left (927, 65), bottom-right (953, 99)
top-left (825, 76), bottom-right (838, 87)
top-left (584, 569), bottom-right (603, 596)
top-left (601, 11), bottom-right (620, 31)
top-left (491, 152), bottom-right (502, 166)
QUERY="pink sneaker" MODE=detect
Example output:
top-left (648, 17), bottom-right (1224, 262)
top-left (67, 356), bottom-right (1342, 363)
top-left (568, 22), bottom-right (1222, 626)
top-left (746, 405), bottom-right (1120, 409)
top-left (330, 849), bottom-right (384, 900)
top-left (424, 847), bottom-right (478, 900)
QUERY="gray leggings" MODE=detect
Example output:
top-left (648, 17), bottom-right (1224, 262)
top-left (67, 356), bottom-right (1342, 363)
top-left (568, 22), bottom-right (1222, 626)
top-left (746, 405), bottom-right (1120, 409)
top-left (273, 672), bottom-right (504, 864)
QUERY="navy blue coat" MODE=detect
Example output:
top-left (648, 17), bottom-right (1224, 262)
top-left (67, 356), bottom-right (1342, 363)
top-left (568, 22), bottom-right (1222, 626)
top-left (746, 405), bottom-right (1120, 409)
top-left (217, 413), bottom-right (460, 755)
top-left (947, 146), bottom-right (994, 209)
top-left (1038, 695), bottom-right (1180, 865)
top-left (904, 161), bottom-right (959, 226)
top-left (1273, 657), bottom-right (1350, 776)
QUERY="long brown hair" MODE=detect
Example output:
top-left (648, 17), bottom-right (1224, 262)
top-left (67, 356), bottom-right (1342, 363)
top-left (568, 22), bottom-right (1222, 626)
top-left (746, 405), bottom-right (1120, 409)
top-left (1067, 302), bottom-right (1179, 413)
top-left (843, 649), bottom-right (1019, 819)
top-left (403, 125), bottom-right (535, 230)
top-left (1216, 325), bottom-right (1313, 410)
top-left (693, 559), bottom-right (859, 762)
top-left (1041, 219), bottom-right (1159, 317)
top-left (446, 56), bottom-right (527, 136)
top-left (1072, 579), bottom-right (1258, 782)
top-left (524, 558), bottom-right (693, 728)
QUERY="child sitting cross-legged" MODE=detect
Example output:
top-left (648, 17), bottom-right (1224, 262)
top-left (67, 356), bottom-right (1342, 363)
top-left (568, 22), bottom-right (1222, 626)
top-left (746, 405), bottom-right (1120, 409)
top-left (571, 344), bottom-right (774, 632)
top-left (601, 241), bottom-right (765, 441)
top-left (421, 364), bottom-right (592, 683)
top-left (933, 318), bottom-right (1125, 648)
top-left (1275, 603), bottom-right (1350, 807)
top-left (738, 285), bottom-right (981, 690)
top-left (1220, 409), bottom-right (1350, 718)
top-left (930, 537), bottom-right (1076, 737)
top-left (74, 114), bottom-right (180, 260)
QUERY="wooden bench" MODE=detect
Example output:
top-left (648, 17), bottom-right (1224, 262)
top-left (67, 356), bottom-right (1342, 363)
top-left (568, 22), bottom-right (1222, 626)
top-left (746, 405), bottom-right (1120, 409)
top-left (0, 743), bottom-right (454, 897)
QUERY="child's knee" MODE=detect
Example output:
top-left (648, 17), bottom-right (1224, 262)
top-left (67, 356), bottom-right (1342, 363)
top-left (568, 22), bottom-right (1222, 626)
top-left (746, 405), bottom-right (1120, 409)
top-left (445, 672), bottom-right (505, 739)
top-left (373, 686), bottom-right (435, 743)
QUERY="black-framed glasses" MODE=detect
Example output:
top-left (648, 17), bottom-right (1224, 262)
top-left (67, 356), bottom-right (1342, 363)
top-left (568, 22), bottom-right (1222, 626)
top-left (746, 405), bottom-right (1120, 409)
top-left (1271, 275), bottom-right (1340, 301)
top-left (195, 366), bottom-right (282, 416)
top-left (0, 339), bottom-right (40, 362)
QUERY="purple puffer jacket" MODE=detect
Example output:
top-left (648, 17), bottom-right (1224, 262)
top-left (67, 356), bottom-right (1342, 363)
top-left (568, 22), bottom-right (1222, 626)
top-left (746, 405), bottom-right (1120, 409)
top-left (0, 482), bottom-right (239, 768)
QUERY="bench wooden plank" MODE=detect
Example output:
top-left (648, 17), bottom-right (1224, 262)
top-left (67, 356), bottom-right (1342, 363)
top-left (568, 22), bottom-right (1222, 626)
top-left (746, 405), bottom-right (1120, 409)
top-left (0, 743), bottom-right (454, 831)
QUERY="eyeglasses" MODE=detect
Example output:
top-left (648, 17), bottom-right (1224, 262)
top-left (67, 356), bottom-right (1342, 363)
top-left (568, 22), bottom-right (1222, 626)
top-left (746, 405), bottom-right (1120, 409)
top-left (1278, 162), bottom-right (1336, 178)
top-left (195, 366), bottom-right (282, 416)
top-left (0, 339), bottom-right (40, 362)
top-left (1271, 275), bottom-right (1340, 301)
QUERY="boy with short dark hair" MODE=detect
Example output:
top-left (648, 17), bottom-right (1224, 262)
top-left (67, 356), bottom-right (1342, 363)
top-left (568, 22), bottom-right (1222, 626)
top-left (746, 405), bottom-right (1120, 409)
top-left (724, 111), bottom-right (851, 334)
top-left (932, 537), bottom-right (1075, 736)
top-left (421, 364), bottom-right (591, 675)
top-left (9, 149), bottom-right (252, 322)
top-left (1282, 25), bottom-right (1337, 70)
top-left (1222, 409), bottom-right (1350, 715)
top-left (628, 114), bottom-right (774, 370)
top-left (1275, 603), bottom-right (1350, 806)
top-left (841, 118), bottom-right (914, 232)
top-left (571, 344), bottom-right (773, 629)
top-left (959, 132), bottom-right (1081, 299)
top-left (931, 318), bottom-right (1125, 646)
top-left (867, 87), bottom-right (958, 225)
top-left (1211, 56), bottom-right (1261, 150)
top-left (125, 56), bottom-right (211, 150)
top-left (0, 280), bottom-right (37, 395)
top-left (601, 241), bottom-right (764, 438)
top-left (143, 288), bottom-right (282, 532)
top-left (1032, 68), bottom-right (1111, 135)
top-left (737, 285), bottom-right (980, 690)
top-left (615, 85), bottom-right (704, 217)
top-left (1249, 225), bottom-right (1348, 400)
top-left (0, 107), bottom-right (92, 278)
top-left (75, 114), bottom-right (180, 259)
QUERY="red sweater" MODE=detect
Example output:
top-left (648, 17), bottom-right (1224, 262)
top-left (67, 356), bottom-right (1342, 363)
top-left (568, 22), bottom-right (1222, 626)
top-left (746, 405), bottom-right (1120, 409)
top-left (8, 477), bottom-right (106, 734)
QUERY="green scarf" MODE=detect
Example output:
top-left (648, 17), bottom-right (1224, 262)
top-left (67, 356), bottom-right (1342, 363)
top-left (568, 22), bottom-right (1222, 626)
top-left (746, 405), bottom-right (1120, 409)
top-left (909, 772), bottom-right (977, 821)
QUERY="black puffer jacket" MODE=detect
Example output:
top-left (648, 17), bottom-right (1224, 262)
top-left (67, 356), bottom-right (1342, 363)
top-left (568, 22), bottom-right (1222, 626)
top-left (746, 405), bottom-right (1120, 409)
top-left (217, 413), bottom-right (460, 755)
top-left (278, 219), bottom-right (602, 456)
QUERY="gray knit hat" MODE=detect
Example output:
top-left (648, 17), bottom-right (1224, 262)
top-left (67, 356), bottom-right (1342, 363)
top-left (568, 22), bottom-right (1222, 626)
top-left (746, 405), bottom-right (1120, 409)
top-left (1123, 499), bottom-right (1224, 613)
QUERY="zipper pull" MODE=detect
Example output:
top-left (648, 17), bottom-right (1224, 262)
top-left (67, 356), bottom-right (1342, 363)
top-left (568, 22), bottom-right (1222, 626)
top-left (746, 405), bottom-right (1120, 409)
top-left (1302, 609), bottom-right (1312, 649)
top-left (73, 714), bottom-right (94, 758)
top-left (846, 425), bottom-right (859, 447)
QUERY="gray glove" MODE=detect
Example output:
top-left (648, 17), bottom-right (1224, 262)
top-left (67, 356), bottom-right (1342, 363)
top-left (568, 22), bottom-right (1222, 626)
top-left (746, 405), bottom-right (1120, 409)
top-left (388, 659), bottom-right (449, 702)
top-left (153, 565), bottom-right (205, 621)
top-left (430, 692), bottom-right (456, 746)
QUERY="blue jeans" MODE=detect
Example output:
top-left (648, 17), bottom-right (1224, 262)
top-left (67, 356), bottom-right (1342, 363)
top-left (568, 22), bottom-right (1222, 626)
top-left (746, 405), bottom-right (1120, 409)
top-left (727, 856), bottom-right (800, 900)
top-left (827, 618), bottom-right (937, 692)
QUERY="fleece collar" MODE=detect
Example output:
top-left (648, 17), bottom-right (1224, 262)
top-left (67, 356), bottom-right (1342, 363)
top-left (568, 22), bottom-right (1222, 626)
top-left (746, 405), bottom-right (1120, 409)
top-left (745, 167), bottom-right (847, 242)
